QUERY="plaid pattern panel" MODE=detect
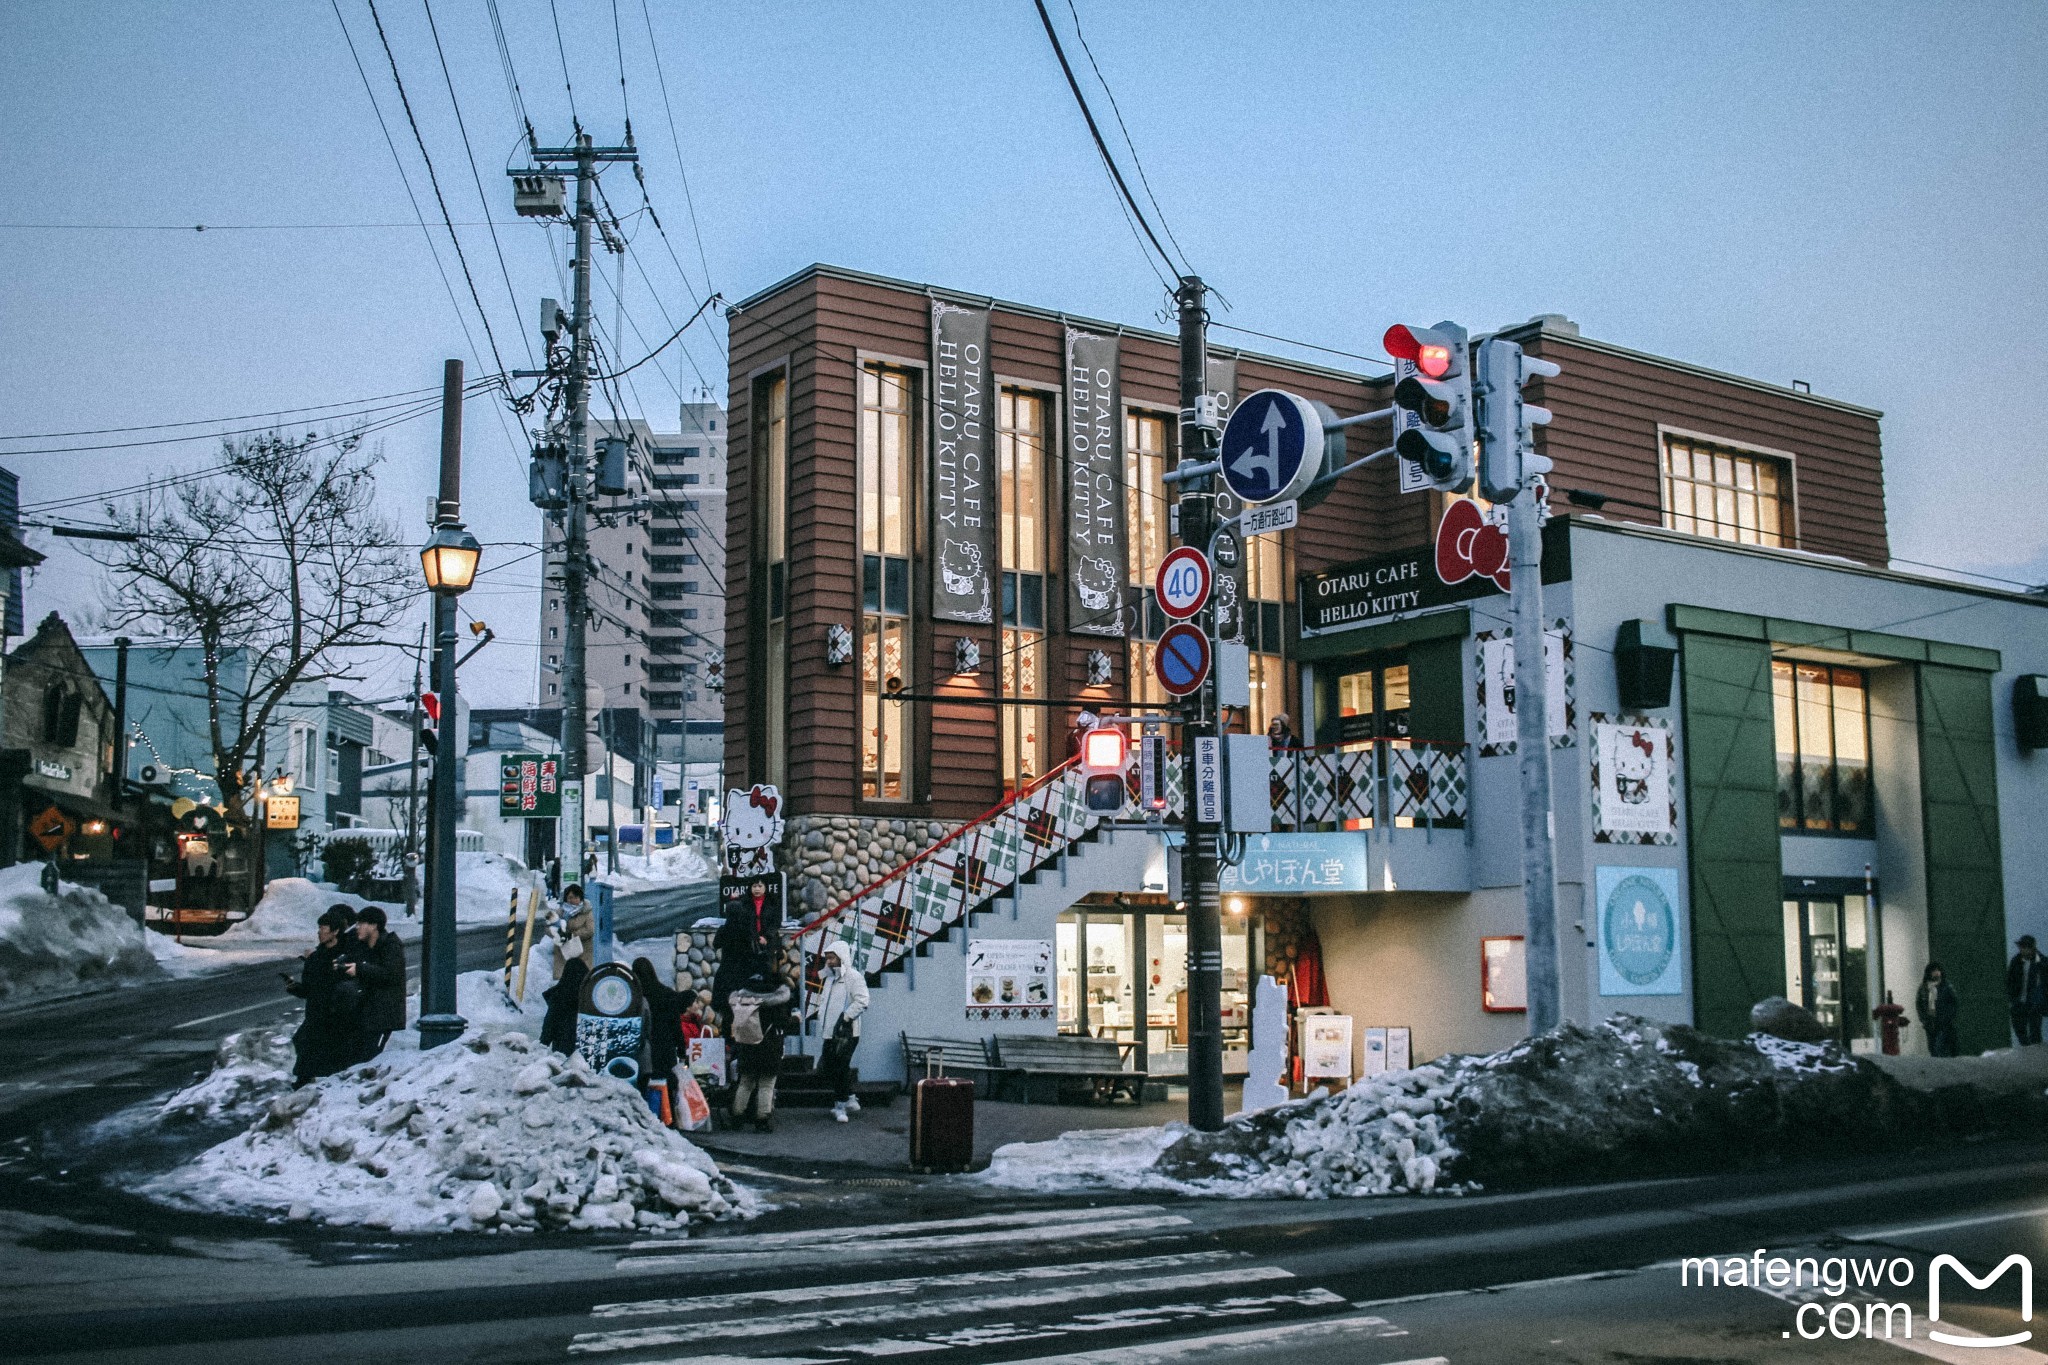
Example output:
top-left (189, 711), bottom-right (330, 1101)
top-left (1335, 747), bottom-right (1377, 825)
top-left (1387, 745), bottom-right (1469, 824)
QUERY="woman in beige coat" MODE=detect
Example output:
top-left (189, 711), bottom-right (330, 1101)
top-left (550, 884), bottom-right (596, 981)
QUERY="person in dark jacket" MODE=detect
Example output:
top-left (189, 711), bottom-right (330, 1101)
top-left (1916, 961), bottom-right (1961, 1058)
top-left (2008, 935), bottom-right (2047, 1046)
top-left (632, 956), bottom-right (687, 1090)
top-left (286, 908), bottom-right (358, 1086)
top-left (726, 970), bottom-right (792, 1132)
top-left (540, 955), bottom-right (589, 1055)
top-left (343, 906), bottom-right (408, 1062)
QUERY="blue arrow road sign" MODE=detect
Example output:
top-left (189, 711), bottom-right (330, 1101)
top-left (1154, 622), bottom-right (1211, 697)
top-left (1220, 389), bottom-right (1322, 505)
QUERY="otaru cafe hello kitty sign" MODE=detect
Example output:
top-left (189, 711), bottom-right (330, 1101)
top-left (1590, 715), bottom-right (1677, 844)
top-left (1301, 498), bottom-right (1569, 636)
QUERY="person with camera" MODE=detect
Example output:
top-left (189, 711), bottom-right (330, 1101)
top-left (812, 945), bottom-right (870, 1124)
top-left (342, 906), bottom-right (408, 1062)
top-left (284, 907), bottom-right (360, 1086)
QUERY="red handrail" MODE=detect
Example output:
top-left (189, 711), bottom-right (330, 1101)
top-left (792, 754), bottom-right (1083, 939)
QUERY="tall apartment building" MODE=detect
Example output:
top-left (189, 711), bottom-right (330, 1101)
top-left (538, 401), bottom-right (727, 767)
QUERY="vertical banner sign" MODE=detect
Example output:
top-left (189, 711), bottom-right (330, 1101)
top-left (931, 301), bottom-right (995, 623)
top-left (1205, 354), bottom-right (1247, 643)
top-left (1064, 329), bottom-right (1128, 635)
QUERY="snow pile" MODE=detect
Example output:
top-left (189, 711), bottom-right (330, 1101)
top-left (158, 1029), bottom-right (296, 1125)
top-left (0, 864), bottom-right (163, 1002)
top-left (140, 1030), bottom-right (750, 1232)
top-left (215, 879), bottom-right (382, 943)
top-left (596, 843), bottom-right (714, 893)
top-left (986, 1015), bottom-right (1922, 1200)
top-left (455, 850), bottom-right (543, 924)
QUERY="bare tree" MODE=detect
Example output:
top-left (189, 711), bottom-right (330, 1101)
top-left (94, 429), bottom-right (416, 847)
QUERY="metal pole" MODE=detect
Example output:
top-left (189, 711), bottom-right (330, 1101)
top-left (420, 357), bottom-right (468, 1051)
top-left (1508, 488), bottom-right (1562, 1033)
top-left (1175, 275), bottom-right (1225, 1133)
top-left (403, 623), bottom-right (425, 920)
top-left (110, 637), bottom-right (131, 800)
top-left (560, 134), bottom-right (596, 890)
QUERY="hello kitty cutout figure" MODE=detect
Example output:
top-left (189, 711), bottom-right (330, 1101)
top-left (721, 784), bottom-right (785, 877)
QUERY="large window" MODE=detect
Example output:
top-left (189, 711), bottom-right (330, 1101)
top-left (1772, 661), bottom-right (1871, 834)
top-left (1125, 411), bottom-right (1173, 705)
top-left (999, 388), bottom-right (1048, 792)
top-left (861, 362), bottom-right (915, 800)
top-left (758, 371), bottom-right (789, 789)
top-left (1663, 436), bottom-right (1792, 548)
top-left (1243, 520), bottom-right (1286, 736)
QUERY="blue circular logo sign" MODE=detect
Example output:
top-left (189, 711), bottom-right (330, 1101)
top-left (1603, 874), bottom-right (1676, 988)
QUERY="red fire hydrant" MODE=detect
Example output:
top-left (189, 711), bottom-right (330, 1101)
top-left (1873, 995), bottom-right (1908, 1056)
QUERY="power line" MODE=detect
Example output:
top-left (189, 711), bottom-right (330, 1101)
top-left (0, 219), bottom-right (522, 232)
top-left (0, 383), bottom-right (443, 442)
top-left (363, 0), bottom-right (514, 385)
top-left (482, 0), bottom-right (536, 149)
top-left (1029, 0), bottom-right (1179, 282)
top-left (420, 0), bottom-right (535, 367)
top-left (0, 380), bottom-right (497, 457)
top-left (1062, 0), bottom-right (1191, 277)
top-left (547, 0), bottom-right (580, 129)
top-left (609, 0), bottom-right (633, 133)
top-left (637, 0), bottom-right (715, 299)
top-left (1211, 321), bottom-right (1392, 370)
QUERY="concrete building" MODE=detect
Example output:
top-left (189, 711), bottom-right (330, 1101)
top-left (721, 265), bottom-right (2048, 1084)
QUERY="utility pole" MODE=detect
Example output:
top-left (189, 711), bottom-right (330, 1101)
top-left (110, 637), bottom-right (131, 805)
top-left (1507, 488), bottom-right (1561, 1033)
top-left (518, 133), bottom-right (636, 891)
top-left (1173, 275), bottom-right (1226, 1133)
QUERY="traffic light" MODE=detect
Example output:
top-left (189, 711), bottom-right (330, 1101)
top-left (1079, 725), bottom-right (1129, 813)
top-left (1475, 338), bottom-right (1562, 502)
top-left (1384, 322), bottom-right (1473, 493)
top-left (419, 691), bottom-right (441, 759)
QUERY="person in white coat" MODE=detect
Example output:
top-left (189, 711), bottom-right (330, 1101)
top-left (814, 946), bottom-right (870, 1122)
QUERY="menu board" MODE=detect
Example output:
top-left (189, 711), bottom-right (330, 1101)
top-left (966, 939), bottom-right (1054, 1021)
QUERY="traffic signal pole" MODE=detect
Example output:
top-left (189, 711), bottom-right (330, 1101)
top-left (1507, 487), bottom-right (1562, 1034)
top-left (1174, 276), bottom-right (1226, 1133)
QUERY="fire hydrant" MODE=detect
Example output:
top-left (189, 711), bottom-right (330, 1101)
top-left (1873, 996), bottom-right (1908, 1056)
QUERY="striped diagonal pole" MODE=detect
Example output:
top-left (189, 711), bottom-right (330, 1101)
top-left (502, 887), bottom-right (521, 995)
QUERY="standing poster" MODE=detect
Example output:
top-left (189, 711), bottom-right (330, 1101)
top-left (966, 938), bottom-right (1054, 1020)
top-left (1206, 353), bottom-right (1247, 644)
top-left (1362, 1026), bottom-right (1388, 1076)
top-left (1064, 329), bottom-right (1128, 635)
top-left (1590, 714), bottom-right (1678, 844)
top-left (1301, 1013), bottom-right (1354, 1080)
top-left (931, 301), bottom-right (995, 623)
top-left (1387, 1026), bottom-right (1412, 1072)
top-left (1596, 865), bottom-right (1685, 995)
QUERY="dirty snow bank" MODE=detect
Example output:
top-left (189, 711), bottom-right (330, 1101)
top-left (454, 850), bottom-right (543, 923)
top-left (595, 843), bottom-right (714, 894)
top-left (157, 1029), bottom-right (296, 1126)
top-left (0, 864), bottom-right (163, 1003)
top-left (140, 1030), bottom-right (749, 1232)
top-left (215, 879), bottom-right (381, 943)
top-left (985, 1015), bottom-right (1942, 1200)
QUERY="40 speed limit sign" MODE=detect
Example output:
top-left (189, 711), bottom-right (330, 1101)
top-left (1154, 546), bottom-right (1211, 621)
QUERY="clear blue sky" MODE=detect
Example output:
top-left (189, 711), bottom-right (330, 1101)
top-left (4, 1), bottom-right (2044, 706)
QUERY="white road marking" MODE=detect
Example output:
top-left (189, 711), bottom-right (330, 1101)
top-left (1849, 1205), bottom-right (2048, 1243)
top-left (173, 999), bottom-right (289, 1029)
top-left (626, 1204), bottom-right (1166, 1251)
top-left (570, 1268), bottom-right (1298, 1354)
top-left (1352, 1266), bottom-right (1640, 1309)
top-left (615, 1214), bottom-right (1193, 1269)
top-left (592, 1251), bottom-right (1238, 1319)
top-left (830, 1289), bottom-right (1356, 1356)
top-left (861, 1316), bottom-right (1434, 1364)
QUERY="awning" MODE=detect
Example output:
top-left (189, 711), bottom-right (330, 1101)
top-left (21, 781), bottom-right (130, 827)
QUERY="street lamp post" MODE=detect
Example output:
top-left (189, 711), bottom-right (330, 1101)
top-left (417, 359), bottom-right (481, 1051)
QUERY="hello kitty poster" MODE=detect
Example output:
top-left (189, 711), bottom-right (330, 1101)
top-left (1590, 715), bottom-right (1676, 843)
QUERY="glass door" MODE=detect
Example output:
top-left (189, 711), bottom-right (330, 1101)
top-left (1334, 661), bottom-right (1409, 829)
top-left (1782, 894), bottom-right (1874, 1048)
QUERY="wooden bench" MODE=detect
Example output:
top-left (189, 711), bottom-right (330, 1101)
top-left (901, 1034), bottom-right (997, 1090)
top-left (990, 1034), bottom-right (1142, 1105)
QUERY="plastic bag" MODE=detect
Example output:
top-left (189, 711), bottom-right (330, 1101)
top-left (677, 1073), bottom-right (712, 1131)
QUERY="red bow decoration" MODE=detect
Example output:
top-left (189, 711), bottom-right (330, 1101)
top-left (1630, 731), bottom-right (1655, 758)
top-left (748, 786), bottom-right (779, 817)
top-left (1434, 497), bottom-right (1511, 592)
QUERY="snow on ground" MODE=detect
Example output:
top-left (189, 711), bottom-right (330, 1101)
top-left (157, 1029), bottom-right (297, 1125)
top-left (0, 864), bottom-right (163, 1004)
top-left (139, 1030), bottom-right (750, 1232)
top-left (594, 843), bottom-right (714, 894)
top-left (454, 850), bottom-right (544, 924)
top-left (983, 1014), bottom-right (1946, 1201)
top-left (214, 879), bottom-right (381, 943)
top-left (143, 929), bottom-right (296, 978)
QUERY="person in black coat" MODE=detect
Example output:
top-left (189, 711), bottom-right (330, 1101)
top-left (2008, 935), bottom-right (2046, 1047)
top-left (286, 908), bottom-right (359, 1086)
top-left (633, 957), bottom-right (687, 1094)
top-left (343, 906), bottom-right (408, 1062)
top-left (1916, 961), bottom-right (1961, 1058)
top-left (540, 955), bottom-right (589, 1055)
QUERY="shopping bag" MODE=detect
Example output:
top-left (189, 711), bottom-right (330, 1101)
top-left (677, 1074), bottom-right (712, 1131)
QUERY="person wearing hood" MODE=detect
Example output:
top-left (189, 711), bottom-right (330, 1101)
top-left (342, 906), bottom-right (407, 1063)
top-left (540, 939), bottom-right (589, 1055)
top-left (633, 956), bottom-right (687, 1100)
top-left (812, 945), bottom-right (870, 1123)
top-left (726, 969), bottom-right (792, 1132)
top-left (285, 908), bottom-right (358, 1086)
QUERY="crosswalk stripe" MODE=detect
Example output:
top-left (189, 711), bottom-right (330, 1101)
top-left (614, 1214), bottom-right (1194, 1270)
top-left (569, 1267), bottom-right (1298, 1355)
top-left (591, 1251), bottom-right (1239, 1320)
top-left (830, 1289), bottom-right (1354, 1357)
top-left (970, 1321), bottom-right (1437, 1365)
top-left (625, 1205), bottom-right (1166, 1252)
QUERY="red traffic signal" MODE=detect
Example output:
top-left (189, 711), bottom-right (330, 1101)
top-left (1081, 727), bottom-right (1128, 771)
top-left (1384, 324), bottom-right (1456, 380)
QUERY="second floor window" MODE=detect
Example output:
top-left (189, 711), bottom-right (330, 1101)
top-left (861, 361), bottom-right (916, 800)
top-left (1000, 388), bottom-right (1049, 791)
top-left (1773, 661), bottom-right (1871, 834)
top-left (1663, 436), bottom-right (1792, 548)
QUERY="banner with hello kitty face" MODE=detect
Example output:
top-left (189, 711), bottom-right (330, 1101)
top-left (1589, 714), bottom-right (1677, 844)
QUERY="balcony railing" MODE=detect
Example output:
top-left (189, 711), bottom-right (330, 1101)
top-left (1268, 739), bottom-right (1469, 834)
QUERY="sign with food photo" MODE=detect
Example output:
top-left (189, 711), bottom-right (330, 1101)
top-left (965, 938), bottom-right (1054, 1021)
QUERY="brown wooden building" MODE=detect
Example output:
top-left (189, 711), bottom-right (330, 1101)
top-left (723, 266), bottom-right (1884, 839)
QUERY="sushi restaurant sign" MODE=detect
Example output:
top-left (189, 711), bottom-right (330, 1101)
top-left (965, 938), bottom-right (1053, 1021)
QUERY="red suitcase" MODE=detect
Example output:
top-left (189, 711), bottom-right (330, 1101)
top-left (909, 1072), bottom-right (974, 1173)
